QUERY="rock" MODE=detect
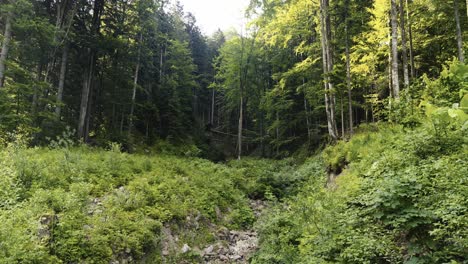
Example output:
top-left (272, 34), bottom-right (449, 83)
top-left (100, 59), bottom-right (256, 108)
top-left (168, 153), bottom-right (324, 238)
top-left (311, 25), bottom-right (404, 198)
top-left (161, 226), bottom-right (177, 257)
top-left (217, 226), bottom-right (230, 239)
top-left (203, 245), bottom-right (214, 255)
top-left (215, 206), bottom-right (222, 220)
top-left (232, 254), bottom-right (242, 260)
top-left (218, 246), bottom-right (228, 255)
top-left (181, 244), bottom-right (191, 253)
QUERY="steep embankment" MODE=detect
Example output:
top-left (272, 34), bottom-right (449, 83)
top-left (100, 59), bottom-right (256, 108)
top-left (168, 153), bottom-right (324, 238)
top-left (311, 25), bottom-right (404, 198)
top-left (252, 123), bottom-right (467, 263)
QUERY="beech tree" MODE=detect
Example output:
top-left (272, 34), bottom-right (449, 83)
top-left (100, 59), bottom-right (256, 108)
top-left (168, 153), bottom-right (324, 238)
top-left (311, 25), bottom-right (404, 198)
top-left (0, 0), bottom-right (465, 156)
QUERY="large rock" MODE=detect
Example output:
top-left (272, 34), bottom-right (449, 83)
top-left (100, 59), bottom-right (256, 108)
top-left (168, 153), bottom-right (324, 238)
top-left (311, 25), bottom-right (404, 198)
top-left (181, 244), bottom-right (191, 254)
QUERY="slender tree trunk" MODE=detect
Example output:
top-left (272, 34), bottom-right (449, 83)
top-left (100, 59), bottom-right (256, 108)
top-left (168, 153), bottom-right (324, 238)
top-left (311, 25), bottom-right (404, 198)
top-left (320, 0), bottom-right (338, 140)
top-left (159, 46), bottom-right (164, 82)
top-left (345, 24), bottom-right (353, 136)
top-left (388, 32), bottom-right (393, 99)
top-left (0, 10), bottom-right (13, 88)
top-left (31, 63), bottom-right (43, 114)
top-left (55, 44), bottom-right (68, 118)
top-left (400, 0), bottom-right (409, 88)
top-left (78, 52), bottom-right (95, 140)
top-left (211, 88), bottom-right (215, 124)
top-left (304, 94), bottom-right (311, 142)
top-left (391, 0), bottom-right (400, 98)
top-left (454, 0), bottom-right (465, 63)
top-left (237, 33), bottom-right (255, 159)
top-left (129, 34), bottom-right (142, 135)
top-left (260, 111), bottom-right (265, 157)
top-left (77, 0), bottom-right (103, 140)
top-left (238, 94), bottom-right (243, 160)
top-left (84, 80), bottom-right (94, 142)
top-left (340, 95), bottom-right (345, 138)
top-left (406, 0), bottom-right (416, 79)
top-left (326, 5), bottom-right (338, 137)
top-left (276, 111), bottom-right (279, 156)
top-left (120, 111), bottom-right (124, 134)
top-left (238, 34), bottom-right (244, 160)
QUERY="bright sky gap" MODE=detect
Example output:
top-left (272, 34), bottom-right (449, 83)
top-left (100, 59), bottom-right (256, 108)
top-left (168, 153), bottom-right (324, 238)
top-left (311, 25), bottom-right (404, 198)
top-left (176, 0), bottom-right (251, 35)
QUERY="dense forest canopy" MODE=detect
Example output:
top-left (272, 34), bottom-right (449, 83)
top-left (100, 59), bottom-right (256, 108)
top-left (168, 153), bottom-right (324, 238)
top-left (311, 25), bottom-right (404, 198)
top-left (0, 0), bottom-right (467, 263)
top-left (0, 0), bottom-right (466, 158)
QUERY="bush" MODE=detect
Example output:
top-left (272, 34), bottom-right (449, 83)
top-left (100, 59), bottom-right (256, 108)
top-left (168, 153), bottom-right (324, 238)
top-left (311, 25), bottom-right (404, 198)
top-left (0, 144), bottom-right (257, 262)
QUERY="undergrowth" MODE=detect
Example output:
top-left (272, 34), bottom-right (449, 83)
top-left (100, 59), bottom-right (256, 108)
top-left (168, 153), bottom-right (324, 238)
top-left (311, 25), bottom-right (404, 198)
top-left (253, 120), bottom-right (467, 263)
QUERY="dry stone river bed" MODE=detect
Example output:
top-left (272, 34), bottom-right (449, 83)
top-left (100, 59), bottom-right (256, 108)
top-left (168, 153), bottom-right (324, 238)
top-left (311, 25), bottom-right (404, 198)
top-left (161, 200), bottom-right (267, 263)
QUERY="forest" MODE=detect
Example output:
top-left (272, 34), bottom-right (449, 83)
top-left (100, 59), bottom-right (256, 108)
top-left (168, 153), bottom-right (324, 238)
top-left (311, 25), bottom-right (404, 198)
top-left (0, 0), bottom-right (466, 263)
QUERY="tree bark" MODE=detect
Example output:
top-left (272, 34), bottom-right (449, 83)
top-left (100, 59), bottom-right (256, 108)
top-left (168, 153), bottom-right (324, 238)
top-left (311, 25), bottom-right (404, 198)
top-left (77, 0), bottom-right (103, 140)
top-left (0, 10), bottom-right (13, 88)
top-left (238, 94), bottom-right (243, 160)
top-left (320, 0), bottom-right (338, 140)
top-left (31, 63), bottom-right (43, 114)
top-left (238, 34), bottom-right (245, 160)
top-left (78, 54), bottom-right (94, 140)
top-left (211, 88), bottom-right (215, 124)
top-left (399, 0), bottom-right (409, 88)
top-left (391, 0), bottom-right (400, 98)
top-left (345, 24), bottom-right (353, 136)
top-left (340, 95), bottom-right (345, 138)
top-left (303, 82), bottom-right (311, 142)
top-left (406, 0), bottom-right (416, 79)
top-left (55, 44), bottom-right (68, 118)
top-left (129, 33), bottom-right (142, 135)
top-left (454, 0), bottom-right (465, 63)
top-left (237, 33), bottom-right (256, 159)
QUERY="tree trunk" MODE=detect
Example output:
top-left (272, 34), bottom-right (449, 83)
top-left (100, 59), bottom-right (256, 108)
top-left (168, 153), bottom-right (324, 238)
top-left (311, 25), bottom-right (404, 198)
top-left (345, 24), bottom-right (353, 136)
top-left (77, 0), bottom-right (103, 140)
top-left (391, 0), bottom-right (400, 98)
top-left (326, 3), bottom-right (338, 137)
top-left (0, 10), bottom-right (13, 88)
top-left (454, 0), bottom-right (465, 63)
top-left (31, 63), bottom-right (43, 114)
top-left (320, 0), bottom-right (338, 140)
top-left (237, 33), bottom-right (255, 159)
top-left (304, 92), bottom-right (311, 142)
top-left (276, 111), bottom-right (279, 156)
top-left (129, 34), bottom-right (142, 135)
top-left (159, 45), bottom-right (164, 83)
top-left (55, 44), bottom-right (68, 118)
top-left (84, 79), bottom-right (95, 142)
top-left (78, 55), bottom-right (94, 140)
top-left (406, 0), bottom-right (416, 79)
top-left (340, 95), bottom-right (345, 138)
top-left (238, 94), bottom-right (243, 160)
top-left (399, 0), bottom-right (409, 88)
top-left (211, 88), bottom-right (215, 124)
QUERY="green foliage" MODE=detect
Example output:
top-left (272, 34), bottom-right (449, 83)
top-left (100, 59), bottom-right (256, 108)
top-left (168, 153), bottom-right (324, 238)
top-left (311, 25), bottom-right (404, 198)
top-left (422, 60), bottom-right (468, 107)
top-left (150, 139), bottom-right (201, 157)
top-left (228, 158), bottom-right (305, 200)
top-left (0, 146), bottom-right (261, 262)
top-left (254, 118), bottom-right (467, 263)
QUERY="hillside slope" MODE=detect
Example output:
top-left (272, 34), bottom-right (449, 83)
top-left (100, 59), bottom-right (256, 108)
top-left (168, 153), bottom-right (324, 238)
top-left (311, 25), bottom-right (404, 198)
top-left (253, 123), bottom-right (467, 263)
